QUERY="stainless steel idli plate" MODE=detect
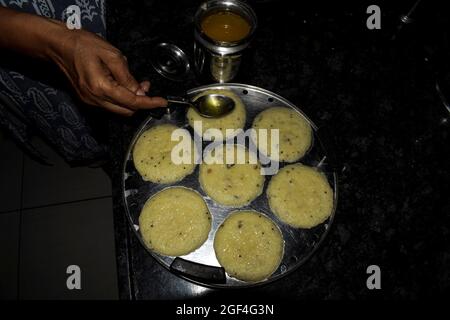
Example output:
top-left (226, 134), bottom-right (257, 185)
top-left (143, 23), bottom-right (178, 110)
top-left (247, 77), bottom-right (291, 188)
top-left (122, 83), bottom-right (338, 288)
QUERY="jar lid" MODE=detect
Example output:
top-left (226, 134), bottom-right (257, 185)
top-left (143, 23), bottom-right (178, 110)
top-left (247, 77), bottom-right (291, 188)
top-left (150, 43), bottom-right (191, 81)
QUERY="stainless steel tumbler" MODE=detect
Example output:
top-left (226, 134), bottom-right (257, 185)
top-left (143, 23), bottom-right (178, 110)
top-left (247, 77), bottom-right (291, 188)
top-left (194, 0), bottom-right (257, 83)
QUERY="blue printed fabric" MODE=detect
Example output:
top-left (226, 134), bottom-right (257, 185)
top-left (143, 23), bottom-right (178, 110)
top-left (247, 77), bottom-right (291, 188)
top-left (0, 0), bottom-right (107, 164)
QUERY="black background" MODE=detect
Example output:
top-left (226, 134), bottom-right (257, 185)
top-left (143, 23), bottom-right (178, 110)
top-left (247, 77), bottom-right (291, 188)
top-left (106, 0), bottom-right (450, 299)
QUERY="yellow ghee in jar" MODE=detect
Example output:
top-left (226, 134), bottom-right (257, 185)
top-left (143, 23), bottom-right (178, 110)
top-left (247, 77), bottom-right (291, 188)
top-left (201, 10), bottom-right (251, 43)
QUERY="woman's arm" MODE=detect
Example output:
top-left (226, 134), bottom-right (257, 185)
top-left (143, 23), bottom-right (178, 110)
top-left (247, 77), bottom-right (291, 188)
top-left (0, 7), bottom-right (167, 116)
top-left (0, 7), bottom-right (62, 59)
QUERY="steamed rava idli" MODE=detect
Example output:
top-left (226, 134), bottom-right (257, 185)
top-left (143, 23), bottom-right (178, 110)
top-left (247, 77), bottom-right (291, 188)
top-left (251, 107), bottom-right (312, 162)
top-left (133, 123), bottom-right (197, 184)
top-left (199, 144), bottom-right (265, 207)
top-left (267, 163), bottom-right (333, 228)
top-left (214, 210), bottom-right (284, 282)
top-left (139, 187), bottom-right (212, 256)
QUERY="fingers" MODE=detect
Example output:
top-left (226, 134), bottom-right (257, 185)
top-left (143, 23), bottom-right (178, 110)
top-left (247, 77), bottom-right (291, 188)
top-left (100, 54), bottom-right (167, 109)
top-left (85, 55), bottom-right (166, 114)
top-left (136, 81), bottom-right (150, 96)
top-left (102, 51), bottom-right (140, 94)
top-left (90, 70), bottom-right (166, 110)
top-left (98, 100), bottom-right (135, 117)
top-left (140, 81), bottom-right (151, 92)
top-left (103, 82), bottom-right (167, 110)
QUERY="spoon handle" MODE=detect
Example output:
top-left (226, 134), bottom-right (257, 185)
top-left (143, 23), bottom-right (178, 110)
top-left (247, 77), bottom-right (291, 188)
top-left (166, 95), bottom-right (191, 106)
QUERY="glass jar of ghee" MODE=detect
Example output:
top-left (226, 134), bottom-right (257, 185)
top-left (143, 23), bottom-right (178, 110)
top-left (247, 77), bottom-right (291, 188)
top-left (194, 0), bottom-right (257, 83)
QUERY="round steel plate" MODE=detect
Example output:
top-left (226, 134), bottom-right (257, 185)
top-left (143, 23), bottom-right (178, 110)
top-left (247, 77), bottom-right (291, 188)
top-left (122, 83), bottom-right (338, 288)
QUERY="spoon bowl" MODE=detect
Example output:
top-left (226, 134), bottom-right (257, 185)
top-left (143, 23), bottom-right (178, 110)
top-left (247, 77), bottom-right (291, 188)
top-left (167, 94), bottom-right (235, 118)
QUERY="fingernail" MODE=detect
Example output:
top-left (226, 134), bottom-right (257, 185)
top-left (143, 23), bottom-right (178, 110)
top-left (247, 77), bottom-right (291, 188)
top-left (136, 89), bottom-right (145, 96)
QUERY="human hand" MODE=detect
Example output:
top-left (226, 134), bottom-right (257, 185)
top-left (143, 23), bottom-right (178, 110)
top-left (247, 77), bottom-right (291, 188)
top-left (49, 27), bottom-right (167, 116)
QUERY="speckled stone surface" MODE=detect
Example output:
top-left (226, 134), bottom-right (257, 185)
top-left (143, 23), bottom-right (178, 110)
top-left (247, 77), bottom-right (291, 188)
top-left (106, 0), bottom-right (450, 299)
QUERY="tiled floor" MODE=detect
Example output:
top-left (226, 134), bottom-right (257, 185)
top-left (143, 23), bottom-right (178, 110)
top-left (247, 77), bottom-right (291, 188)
top-left (0, 133), bottom-right (119, 300)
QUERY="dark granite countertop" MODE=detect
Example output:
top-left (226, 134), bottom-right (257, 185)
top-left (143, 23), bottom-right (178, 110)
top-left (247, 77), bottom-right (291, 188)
top-left (106, 0), bottom-right (450, 299)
